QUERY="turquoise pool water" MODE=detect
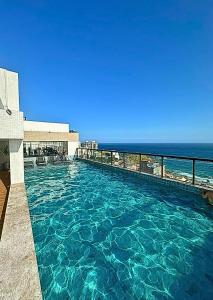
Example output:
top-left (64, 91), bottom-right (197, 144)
top-left (25, 161), bottom-right (213, 300)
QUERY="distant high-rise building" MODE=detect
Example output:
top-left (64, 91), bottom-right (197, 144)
top-left (81, 141), bottom-right (98, 149)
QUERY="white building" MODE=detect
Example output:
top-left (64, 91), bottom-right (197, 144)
top-left (0, 68), bottom-right (24, 184)
top-left (0, 67), bottom-right (80, 184)
top-left (23, 120), bottom-right (79, 163)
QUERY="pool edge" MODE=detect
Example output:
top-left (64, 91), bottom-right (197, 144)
top-left (0, 183), bottom-right (42, 300)
top-left (78, 158), bottom-right (213, 195)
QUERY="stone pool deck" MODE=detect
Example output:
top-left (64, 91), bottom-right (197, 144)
top-left (0, 183), bottom-right (42, 299)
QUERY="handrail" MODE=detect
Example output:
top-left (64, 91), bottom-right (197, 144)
top-left (77, 148), bottom-right (213, 163)
top-left (76, 148), bottom-right (213, 187)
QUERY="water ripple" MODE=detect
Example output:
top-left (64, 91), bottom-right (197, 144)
top-left (25, 162), bottom-right (213, 300)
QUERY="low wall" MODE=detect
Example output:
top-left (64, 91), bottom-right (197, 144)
top-left (0, 183), bottom-right (42, 299)
top-left (9, 140), bottom-right (24, 185)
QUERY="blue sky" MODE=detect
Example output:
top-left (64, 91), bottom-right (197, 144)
top-left (0, 1), bottom-right (213, 142)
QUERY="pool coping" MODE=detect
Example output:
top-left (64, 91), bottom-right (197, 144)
top-left (78, 158), bottom-right (213, 195)
top-left (0, 183), bottom-right (42, 300)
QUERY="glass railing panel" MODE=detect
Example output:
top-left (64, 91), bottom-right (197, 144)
top-left (89, 150), bottom-right (101, 162)
top-left (111, 151), bottom-right (124, 167)
top-left (77, 148), bottom-right (82, 158)
top-left (102, 151), bottom-right (112, 165)
top-left (95, 150), bottom-right (102, 162)
top-left (87, 149), bottom-right (95, 160)
top-left (124, 153), bottom-right (140, 171)
top-left (87, 149), bottom-right (92, 159)
top-left (140, 155), bottom-right (162, 177)
top-left (81, 148), bottom-right (88, 159)
top-left (114, 152), bottom-right (125, 168)
top-left (77, 149), bottom-right (213, 188)
top-left (195, 161), bottom-right (213, 189)
top-left (77, 148), bottom-right (88, 159)
top-left (163, 158), bottom-right (193, 184)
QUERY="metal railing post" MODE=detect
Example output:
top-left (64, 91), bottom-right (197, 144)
top-left (161, 156), bottom-right (164, 178)
top-left (111, 151), bottom-right (113, 165)
top-left (81, 148), bottom-right (82, 158)
top-left (101, 150), bottom-right (103, 162)
top-left (140, 154), bottom-right (142, 172)
top-left (192, 159), bottom-right (195, 185)
top-left (87, 148), bottom-right (89, 159)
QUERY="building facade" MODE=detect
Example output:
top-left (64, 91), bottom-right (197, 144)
top-left (0, 68), bottom-right (24, 184)
top-left (0, 67), bottom-right (80, 184)
top-left (23, 120), bottom-right (79, 163)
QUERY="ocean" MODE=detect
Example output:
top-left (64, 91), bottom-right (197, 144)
top-left (99, 143), bottom-right (213, 159)
top-left (99, 143), bottom-right (213, 184)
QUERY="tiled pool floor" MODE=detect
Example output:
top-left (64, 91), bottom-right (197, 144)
top-left (25, 162), bottom-right (213, 300)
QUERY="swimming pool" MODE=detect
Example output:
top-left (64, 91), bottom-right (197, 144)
top-left (25, 161), bottom-right (213, 300)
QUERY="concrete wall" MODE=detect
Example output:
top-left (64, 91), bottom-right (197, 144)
top-left (0, 68), bottom-right (19, 111)
top-left (0, 68), bottom-right (24, 184)
top-left (24, 121), bottom-right (69, 133)
top-left (68, 141), bottom-right (80, 158)
top-left (24, 131), bottom-right (79, 142)
top-left (9, 140), bottom-right (24, 184)
top-left (0, 110), bottom-right (24, 140)
top-left (0, 69), bottom-right (23, 141)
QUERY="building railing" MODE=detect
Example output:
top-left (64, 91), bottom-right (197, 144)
top-left (76, 148), bottom-right (213, 189)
